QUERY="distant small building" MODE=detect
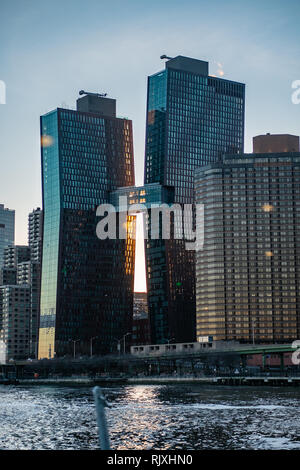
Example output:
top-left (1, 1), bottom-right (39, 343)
top-left (132, 292), bottom-right (151, 345)
top-left (133, 292), bottom-right (148, 317)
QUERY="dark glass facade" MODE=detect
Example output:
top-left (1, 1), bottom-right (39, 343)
top-left (38, 101), bottom-right (135, 358)
top-left (144, 56), bottom-right (245, 344)
top-left (195, 152), bottom-right (300, 343)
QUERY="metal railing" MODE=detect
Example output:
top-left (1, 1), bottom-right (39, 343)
top-left (93, 386), bottom-right (111, 450)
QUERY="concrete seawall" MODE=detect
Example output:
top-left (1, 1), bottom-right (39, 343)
top-left (128, 376), bottom-right (300, 386)
top-left (127, 377), bottom-right (215, 384)
top-left (3, 376), bottom-right (299, 386)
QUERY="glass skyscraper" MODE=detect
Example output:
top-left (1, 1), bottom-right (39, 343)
top-left (38, 95), bottom-right (135, 359)
top-left (144, 56), bottom-right (245, 344)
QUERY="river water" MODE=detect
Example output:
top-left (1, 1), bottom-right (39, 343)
top-left (0, 384), bottom-right (299, 450)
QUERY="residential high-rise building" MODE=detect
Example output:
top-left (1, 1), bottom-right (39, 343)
top-left (28, 207), bottom-right (43, 263)
top-left (17, 261), bottom-right (31, 284)
top-left (38, 93), bottom-right (135, 359)
top-left (3, 245), bottom-right (30, 269)
top-left (0, 267), bottom-right (17, 285)
top-left (0, 204), bottom-right (15, 268)
top-left (195, 148), bottom-right (300, 343)
top-left (0, 209), bottom-right (43, 361)
top-left (17, 260), bottom-right (40, 357)
top-left (25, 208), bottom-right (43, 357)
top-left (0, 285), bottom-right (31, 361)
top-left (144, 55), bottom-right (245, 344)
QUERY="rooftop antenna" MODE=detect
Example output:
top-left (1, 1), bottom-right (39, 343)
top-left (160, 54), bottom-right (173, 60)
top-left (79, 90), bottom-right (107, 98)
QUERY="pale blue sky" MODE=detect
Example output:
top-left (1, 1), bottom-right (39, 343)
top-left (1, 0), bottom-right (299, 290)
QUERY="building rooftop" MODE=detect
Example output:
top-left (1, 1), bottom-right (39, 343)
top-left (195, 151), bottom-right (300, 175)
top-left (165, 55), bottom-right (209, 76)
top-left (253, 133), bottom-right (299, 153)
